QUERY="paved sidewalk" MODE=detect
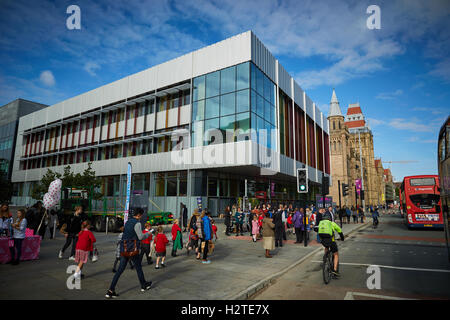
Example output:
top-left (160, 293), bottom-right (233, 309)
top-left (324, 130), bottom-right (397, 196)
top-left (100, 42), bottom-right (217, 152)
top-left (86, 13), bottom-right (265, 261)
top-left (0, 219), bottom-right (369, 300)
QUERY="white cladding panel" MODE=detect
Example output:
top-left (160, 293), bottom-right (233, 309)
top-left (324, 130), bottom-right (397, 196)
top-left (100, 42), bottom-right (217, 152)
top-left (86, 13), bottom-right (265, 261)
top-left (293, 82), bottom-right (305, 109)
top-left (323, 114), bottom-right (329, 134)
top-left (315, 105), bottom-right (323, 129)
top-left (251, 33), bottom-right (276, 83)
top-left (136, 117), bottom-right (144, 133)
top-left (167, 108), bottom-right (178, 128)
top-left (102, 79), bottom-right (128, 107)
top-left (157, 53), bottom-right (192, 89)
top-left (192, 31), bottom-right (251, 78)
top-left (146, 114), bottom-right (155, 131)
top-left (179, 105), bottom-right (191, 125)
top-left (156, 111), bottom-right (166, 130)
top-left (305, 95), bottom-right (314, 119)
top-left (127, 66), bottom-right (157, 98)
top-left (47, 102), bottom-right (63, 124)
top-left (277, 63), bottom-right (292, 100)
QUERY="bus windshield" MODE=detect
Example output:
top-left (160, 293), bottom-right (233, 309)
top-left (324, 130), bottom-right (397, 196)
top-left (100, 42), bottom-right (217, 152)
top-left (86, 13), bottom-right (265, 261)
top-left (410, 178), bottom-right (436, 186)
top-left (409, 194), bottom-right (440, 209)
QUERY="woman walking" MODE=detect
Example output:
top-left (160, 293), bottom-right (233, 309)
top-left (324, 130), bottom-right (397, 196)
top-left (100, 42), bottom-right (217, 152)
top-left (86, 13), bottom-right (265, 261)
top-left (262, 212), bottom-right (275, 258)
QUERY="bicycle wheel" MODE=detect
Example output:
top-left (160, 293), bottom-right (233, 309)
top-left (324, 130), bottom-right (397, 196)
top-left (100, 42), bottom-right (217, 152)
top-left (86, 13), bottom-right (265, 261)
top-left (323, 251), bottom-right (332, 284)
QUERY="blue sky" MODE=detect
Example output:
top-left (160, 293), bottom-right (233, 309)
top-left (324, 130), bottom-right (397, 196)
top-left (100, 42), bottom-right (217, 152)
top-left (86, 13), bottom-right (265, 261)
top-left (0, 0), bottom-right (449, 182)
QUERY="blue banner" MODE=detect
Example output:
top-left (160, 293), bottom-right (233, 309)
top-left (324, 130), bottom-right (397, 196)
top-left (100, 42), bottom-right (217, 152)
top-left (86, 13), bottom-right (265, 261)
top-left (125, 162), bottom-right (132, 223)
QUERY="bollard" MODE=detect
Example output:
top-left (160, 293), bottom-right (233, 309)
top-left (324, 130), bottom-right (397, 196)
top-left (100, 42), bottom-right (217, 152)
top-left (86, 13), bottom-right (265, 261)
top-left (106, 216), bottom-right (109, 235)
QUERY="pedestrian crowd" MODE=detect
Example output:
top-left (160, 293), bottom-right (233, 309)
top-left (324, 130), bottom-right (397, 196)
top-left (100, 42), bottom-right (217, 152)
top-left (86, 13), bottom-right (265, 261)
top-left (1, 198), bottom-right (376, 298)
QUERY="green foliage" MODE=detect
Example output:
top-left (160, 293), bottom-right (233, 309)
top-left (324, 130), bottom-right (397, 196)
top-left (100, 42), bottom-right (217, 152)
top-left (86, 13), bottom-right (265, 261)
top-left (0, 173), bottom-right (12, 202)
top-left (32, 162), bottom-right (103, 200)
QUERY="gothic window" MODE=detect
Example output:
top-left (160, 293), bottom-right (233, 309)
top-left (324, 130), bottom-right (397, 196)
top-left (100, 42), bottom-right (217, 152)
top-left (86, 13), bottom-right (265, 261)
top-left (338, 121), bottom-right (341, 129)
top-left (333, 121), bottom-right (336, 130)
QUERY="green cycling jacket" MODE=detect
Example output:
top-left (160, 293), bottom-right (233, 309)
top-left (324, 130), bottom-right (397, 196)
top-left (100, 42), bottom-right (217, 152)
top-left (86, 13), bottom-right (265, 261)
top-left (318, 219), bottom-right (342, 237)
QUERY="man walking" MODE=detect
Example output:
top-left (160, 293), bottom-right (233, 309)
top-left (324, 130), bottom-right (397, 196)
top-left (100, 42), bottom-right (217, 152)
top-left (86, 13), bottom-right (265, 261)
top-left (106, 208), bottom-right (153, 298)
top-left (273, 205), bottom-right (284, 247)
top-left (180, 203), bottom-right (188, 232)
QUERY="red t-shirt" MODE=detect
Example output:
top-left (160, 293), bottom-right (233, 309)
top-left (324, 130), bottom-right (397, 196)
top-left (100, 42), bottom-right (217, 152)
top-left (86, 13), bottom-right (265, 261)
top-left (212, 225), bottom-right (217, 235)
top-left (76, 230), bottom-right (96, 252)
top-left (171, 223), bottom-right (182, 241)
top-left (142, 229), bottom-right (153, 244)
top-left (155, 233), bottom-right (169, 253)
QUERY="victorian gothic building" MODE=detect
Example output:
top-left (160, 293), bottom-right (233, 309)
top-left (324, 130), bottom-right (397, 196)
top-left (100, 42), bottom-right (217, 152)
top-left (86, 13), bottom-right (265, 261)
top-left (327, 89), bottom-right (385, 208)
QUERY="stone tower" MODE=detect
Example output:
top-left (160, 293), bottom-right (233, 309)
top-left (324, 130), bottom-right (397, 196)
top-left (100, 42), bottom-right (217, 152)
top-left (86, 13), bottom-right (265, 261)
top-left (327, 89), bottom-right (353, 207)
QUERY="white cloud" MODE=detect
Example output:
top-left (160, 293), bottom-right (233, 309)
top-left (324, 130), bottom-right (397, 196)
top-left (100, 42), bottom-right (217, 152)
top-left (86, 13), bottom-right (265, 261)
top-left (39, 70), bottom-right (55, 87)
top-left (366, 118), bottom-right (385, 127)
top-left (376, 89), bottom-right (403, 100)
top-left (84, 62), bottom-right (101, 76)
top-left (389, 118), bottom-right (434, 132)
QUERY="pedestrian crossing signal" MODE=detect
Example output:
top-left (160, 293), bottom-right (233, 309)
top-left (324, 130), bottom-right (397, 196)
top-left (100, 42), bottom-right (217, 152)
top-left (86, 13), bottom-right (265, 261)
top-left (297, 168), bottom-right (308, 193)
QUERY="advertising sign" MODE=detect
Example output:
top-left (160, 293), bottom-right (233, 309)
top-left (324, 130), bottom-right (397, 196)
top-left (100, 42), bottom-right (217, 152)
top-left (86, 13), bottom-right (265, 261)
top-left (316, 195), bottom-right (333, 209)
top-left (124, 162), bottom-right (132, 224)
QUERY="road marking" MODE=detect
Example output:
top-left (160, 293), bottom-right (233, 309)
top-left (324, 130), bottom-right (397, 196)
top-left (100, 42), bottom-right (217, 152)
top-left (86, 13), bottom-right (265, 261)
top-left (311, 261), bottom-right (450, 273)
top-left (344, 291), bottom-right (415, 300)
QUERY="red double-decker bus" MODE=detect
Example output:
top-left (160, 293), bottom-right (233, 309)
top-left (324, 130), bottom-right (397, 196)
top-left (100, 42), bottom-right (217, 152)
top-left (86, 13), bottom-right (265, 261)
top-left (400, 175), bottom-right (443, 229)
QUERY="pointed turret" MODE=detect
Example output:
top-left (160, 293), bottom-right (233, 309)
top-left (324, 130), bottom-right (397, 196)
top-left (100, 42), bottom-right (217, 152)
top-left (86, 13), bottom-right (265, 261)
top-left (328, 88), bottom-right (343, 118)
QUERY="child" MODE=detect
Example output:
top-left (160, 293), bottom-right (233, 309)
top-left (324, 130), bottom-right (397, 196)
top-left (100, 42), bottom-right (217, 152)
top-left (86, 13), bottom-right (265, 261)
top-left (74, 220), bottom-right (96, 279)
top-left (113, 227), bottom-right (134, 273)
top-left (140, 222), bottom-right (154, 265)
top-left (154, 226), bottom-right (169, 269)
top-left (251, 215), bottom-right (260, 242)
top-left (286, 213), bottom-right (293, 234)
top-left (187, 226), bottom-right (199, 256)
top-left (171, 219), bottom-right (183, 257)
top-left (211, 219), bottom-right (218, 241)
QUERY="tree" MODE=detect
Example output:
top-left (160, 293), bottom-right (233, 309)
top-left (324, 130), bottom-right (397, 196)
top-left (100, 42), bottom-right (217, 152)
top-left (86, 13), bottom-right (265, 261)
top-left (32, 162), bottom-right (103, 200)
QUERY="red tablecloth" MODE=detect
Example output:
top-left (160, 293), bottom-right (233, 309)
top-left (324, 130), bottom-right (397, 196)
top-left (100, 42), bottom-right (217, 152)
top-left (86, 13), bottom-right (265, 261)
top-left (0, 236), bottom-right (41, 264)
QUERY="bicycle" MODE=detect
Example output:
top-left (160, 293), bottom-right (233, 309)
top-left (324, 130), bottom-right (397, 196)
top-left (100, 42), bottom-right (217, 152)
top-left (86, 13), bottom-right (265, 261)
top-left (322, 243), bottom-right (340, 284)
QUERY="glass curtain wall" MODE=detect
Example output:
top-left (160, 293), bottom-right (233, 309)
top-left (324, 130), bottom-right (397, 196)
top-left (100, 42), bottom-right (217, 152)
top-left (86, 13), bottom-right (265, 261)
top-left (192, 62), bottom-right (276, 149)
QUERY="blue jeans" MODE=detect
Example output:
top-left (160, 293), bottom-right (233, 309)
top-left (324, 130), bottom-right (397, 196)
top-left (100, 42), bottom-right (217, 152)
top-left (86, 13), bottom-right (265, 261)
top-left (316, 234), bottom-right (321, 243)
top-left (109, 255), bottom-right (147, 291)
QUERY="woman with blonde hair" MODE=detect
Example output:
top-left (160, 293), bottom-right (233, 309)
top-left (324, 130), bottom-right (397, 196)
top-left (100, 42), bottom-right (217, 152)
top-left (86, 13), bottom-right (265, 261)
top-left (11, 209), bottom-right (27, 265)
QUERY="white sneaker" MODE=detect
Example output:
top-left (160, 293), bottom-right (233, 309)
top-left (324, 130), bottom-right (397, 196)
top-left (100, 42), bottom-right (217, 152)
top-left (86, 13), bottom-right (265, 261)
top-left (74, 271), bottom-right (81, 279)
top-left (58, 251), bottom-right (63, 259)
top-left (68, 256), bottom-right (75, 261)
top-left (92, 255), bottom-right (98, 262)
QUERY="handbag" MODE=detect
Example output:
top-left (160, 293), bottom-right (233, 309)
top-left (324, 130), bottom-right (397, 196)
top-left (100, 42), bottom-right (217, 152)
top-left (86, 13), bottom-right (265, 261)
top-left (120, 239), bottom-right (139, 257)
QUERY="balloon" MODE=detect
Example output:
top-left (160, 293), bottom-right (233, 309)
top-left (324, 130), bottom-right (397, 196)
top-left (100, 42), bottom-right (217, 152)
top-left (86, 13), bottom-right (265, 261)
top-left (43, 192), bottom-right (58, 210)
top-left (48, 179), bottom-right (62, 197)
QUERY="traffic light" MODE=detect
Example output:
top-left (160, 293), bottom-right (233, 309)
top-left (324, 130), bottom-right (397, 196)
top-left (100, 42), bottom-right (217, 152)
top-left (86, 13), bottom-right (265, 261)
top-left (297, 168), bottom-right (308, 193)
top-left (322, 176), bottom-right (329, 195)
top-left (342, 183), bottom-right (349, 197)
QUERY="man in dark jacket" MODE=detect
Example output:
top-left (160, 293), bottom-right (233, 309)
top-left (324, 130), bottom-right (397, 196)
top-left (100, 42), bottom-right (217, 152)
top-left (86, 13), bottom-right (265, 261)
top-left (180, 203), bottom-right (188, 232)
top-left (273, 205), bottom-right (284, 247)
top-left (224, 206), bottom-right (231, 236)
top-left (106, 208), bottom-right (152, 298)
top-left (58, 206), bottom-right (84, 260)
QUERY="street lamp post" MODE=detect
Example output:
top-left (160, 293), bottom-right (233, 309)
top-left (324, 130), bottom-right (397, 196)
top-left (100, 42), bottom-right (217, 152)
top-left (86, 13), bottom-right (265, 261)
top-left (358, 129), bottom-right (366, 213)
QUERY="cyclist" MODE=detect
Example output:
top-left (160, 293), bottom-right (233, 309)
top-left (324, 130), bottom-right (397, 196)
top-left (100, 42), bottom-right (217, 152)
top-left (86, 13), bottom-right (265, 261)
top-left (317, 212), bottom-right (344, 277)
top-left (372, 206), bottom-right (379, 228)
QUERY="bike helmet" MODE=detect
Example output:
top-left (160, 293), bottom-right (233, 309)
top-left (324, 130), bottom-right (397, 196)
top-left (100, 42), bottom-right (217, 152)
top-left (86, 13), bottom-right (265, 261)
top-left (322, 212), bottom-right (332, 221)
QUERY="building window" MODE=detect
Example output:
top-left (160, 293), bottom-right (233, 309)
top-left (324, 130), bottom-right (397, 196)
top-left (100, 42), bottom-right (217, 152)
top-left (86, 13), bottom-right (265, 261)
top-left (206, 71), bottom-right (220, 99)
top-left (220, 65), bottom-right (236, 95)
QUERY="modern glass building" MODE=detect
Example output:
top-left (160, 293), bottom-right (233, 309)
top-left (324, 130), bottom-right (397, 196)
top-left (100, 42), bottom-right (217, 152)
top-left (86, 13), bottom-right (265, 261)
top-left (0, 99), bottom-right (47, 183)
top-left (11, 31), bottom-right (330, 217)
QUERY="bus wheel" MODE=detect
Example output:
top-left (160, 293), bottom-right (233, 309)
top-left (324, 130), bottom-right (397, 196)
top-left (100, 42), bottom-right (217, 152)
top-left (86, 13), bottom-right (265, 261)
top-left (108, 217), bottom-right (118, 233)
top-left (95, 217), bottom-right (106, 232)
